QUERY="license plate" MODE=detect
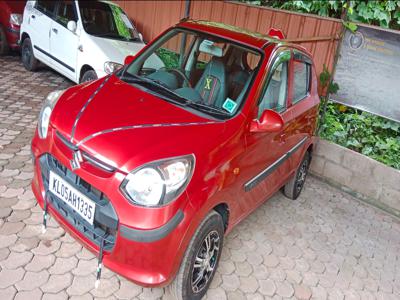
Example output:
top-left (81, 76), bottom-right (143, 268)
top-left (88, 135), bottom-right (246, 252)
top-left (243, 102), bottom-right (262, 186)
top-left (49, 171), bottom-right (96, 225)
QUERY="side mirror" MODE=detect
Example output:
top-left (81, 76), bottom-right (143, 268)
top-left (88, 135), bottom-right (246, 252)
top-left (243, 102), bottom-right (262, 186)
top-left (124, 55), bottom-right (135, 65)
top-left (139, 33), bottom-right (143, 41)
top-left (250, 109), bottom-right (284, 133)
top-left (67, 20), bottom-right (77, 33)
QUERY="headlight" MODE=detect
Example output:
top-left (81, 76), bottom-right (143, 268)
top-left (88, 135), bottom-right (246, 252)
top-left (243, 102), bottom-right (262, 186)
top-left (10, 14), bottom-right (23, 26)
top-left (104, 61), bottom-right (123, 74)
top-left (121, 155), bottom-right (195, 207)
top-left (38, 90), bottom-right (65, 139)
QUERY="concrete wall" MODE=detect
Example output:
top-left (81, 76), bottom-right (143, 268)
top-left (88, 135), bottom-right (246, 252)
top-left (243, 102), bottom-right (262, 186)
top-left (310, 139), bottom-right (400, 218)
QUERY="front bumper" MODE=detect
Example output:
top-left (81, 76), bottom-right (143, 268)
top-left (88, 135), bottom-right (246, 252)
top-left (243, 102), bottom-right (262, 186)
top-left (6, 25), bottom-right (20, 49)
top-left (31, 130), bottom-right (190, 286)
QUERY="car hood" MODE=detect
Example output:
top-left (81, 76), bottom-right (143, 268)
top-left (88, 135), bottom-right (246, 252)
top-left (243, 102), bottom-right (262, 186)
top-left (90, 36), bottom-right (145, 64)
top-left (51, 76), bottom-right (227, 172)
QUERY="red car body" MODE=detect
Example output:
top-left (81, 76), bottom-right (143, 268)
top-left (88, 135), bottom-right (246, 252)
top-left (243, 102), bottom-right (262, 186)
top-left (0, 0), bottom-right (25, 51)
top-left (31, 20), bottom-right (319, 287)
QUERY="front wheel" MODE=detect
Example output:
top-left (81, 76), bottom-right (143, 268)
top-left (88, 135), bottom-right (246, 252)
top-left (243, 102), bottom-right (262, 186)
top-left (80, 69), bottom-right (98, 83)
top-left (170, 211), bottom-right (224, 300)
top-left (283, 151), bottom-right (311, 200)
top-left (21, 38), bottom-right (38, 71)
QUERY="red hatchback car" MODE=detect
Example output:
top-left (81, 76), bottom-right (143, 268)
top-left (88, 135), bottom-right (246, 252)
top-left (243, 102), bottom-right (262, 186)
top-left (31, 20), bottom-right (319, 299)
top-left (0, 0), bottom-right (25, 55)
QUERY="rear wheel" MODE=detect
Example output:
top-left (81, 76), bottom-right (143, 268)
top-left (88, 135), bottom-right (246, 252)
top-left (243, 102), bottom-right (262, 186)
top-left (0, 26), bottom-right (9, 56)
top-left (283, 151), bottom-right (310, 200)
top-left (21, 38), bottom-right (38, 71)
top-left (170, 211), bottom-right (224, 300)
top-left (80, 69), bottom-right (97, 83)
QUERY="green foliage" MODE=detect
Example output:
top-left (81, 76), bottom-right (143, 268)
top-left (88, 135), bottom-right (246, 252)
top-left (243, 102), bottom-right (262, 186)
top-left (320, 102), bottom-right (400, 170)
top-left (241, 0), bottom-right (400, 29)
top-left (342, 20), bottom-right (358, 32)
top-left (319, 64), bottom-right (339, 94)
top-left (318, 66), bottom-right (399, 170)
top-left (347, 0), bottom-right (400, 28)
top-left (243, 0), bottom-right (346, 17)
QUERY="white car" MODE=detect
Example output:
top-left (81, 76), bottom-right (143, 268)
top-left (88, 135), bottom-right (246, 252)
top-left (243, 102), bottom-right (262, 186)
top-left (20, 0), bottom-right (163, 83)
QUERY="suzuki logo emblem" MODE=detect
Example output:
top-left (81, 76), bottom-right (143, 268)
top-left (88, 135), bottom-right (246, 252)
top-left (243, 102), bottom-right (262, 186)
top-left (70, 150), bottom-right (83, 170)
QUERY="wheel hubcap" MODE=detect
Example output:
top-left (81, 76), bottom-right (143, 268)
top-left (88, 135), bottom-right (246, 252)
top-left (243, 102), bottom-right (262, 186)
top-left (191, 230), bottom-right (220, 294)
top-left (295, 159), bottom-right (308, 193)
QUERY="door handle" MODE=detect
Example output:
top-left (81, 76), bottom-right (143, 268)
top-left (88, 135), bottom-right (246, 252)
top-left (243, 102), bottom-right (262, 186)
top-left (52, 28), bottom-right (58, 34)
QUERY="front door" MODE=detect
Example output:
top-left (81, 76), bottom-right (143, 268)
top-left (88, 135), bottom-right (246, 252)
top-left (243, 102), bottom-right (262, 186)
top-left (29, 0), bottom-right (57, 64)
top-left (239, 49), bottom-right (293, 215)
top-left (49, 0), bottom-right (79, 80)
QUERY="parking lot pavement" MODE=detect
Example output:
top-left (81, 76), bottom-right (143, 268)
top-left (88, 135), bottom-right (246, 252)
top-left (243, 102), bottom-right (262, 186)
top-left (0, 55), bottom-right (399, 300)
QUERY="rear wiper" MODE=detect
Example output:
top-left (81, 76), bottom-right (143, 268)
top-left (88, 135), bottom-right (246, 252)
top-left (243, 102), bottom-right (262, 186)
top-left (187, 101), bottom-right (231, 116)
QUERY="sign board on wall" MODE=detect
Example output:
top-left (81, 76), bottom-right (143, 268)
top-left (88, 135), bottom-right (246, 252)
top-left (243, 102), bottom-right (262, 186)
top-left (331, 24), bottom-right (400, 122)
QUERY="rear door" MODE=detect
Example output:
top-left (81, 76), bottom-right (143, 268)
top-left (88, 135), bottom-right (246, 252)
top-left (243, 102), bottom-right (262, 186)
top-left (29, 0), bottom-right (57, 64)
top-left (285, 50), bottom-right (319, 172)
top-left (49, 0), bottom-right (79, 81)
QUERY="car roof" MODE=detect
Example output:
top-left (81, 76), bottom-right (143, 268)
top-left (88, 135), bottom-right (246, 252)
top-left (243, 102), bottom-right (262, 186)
top-left (178, 20), bottom-right (278, 49)
top-left (177, 19), bottom-right (311, 57)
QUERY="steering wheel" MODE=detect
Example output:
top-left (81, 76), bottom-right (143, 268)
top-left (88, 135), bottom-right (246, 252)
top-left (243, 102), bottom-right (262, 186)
top-left (169, 69), bottom-right (192, 88)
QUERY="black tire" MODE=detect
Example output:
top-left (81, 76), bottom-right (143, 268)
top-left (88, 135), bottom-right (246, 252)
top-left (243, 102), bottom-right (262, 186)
top-left (0, 26), bottom-right (9, 56)
top-left (21, 38), bottom-right (38, 71)
top-left (80, 69), bottom-right (98, 83)
top-left (170, 211), bottom-right (224, 300)
top-left (283, 151), bottom-right (311, 200)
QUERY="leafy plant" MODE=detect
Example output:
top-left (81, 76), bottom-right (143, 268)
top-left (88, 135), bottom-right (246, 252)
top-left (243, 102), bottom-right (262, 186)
top-left (317, 65), bottom-right (400, 170)
top-left (240, 0), bottom-right (400, 29)
top-left (320, 102), bottom-right (400, 170)
top-left (342, 20), bottom-right (358, 32)
top-left (347, 0), bottom-right (400, 28)
top-left (320, 64), bottom-right (339, 95)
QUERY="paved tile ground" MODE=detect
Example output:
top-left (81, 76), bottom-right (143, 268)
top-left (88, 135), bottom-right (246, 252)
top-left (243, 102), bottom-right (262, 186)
top-left (0, 55), bottom-right (400, 300)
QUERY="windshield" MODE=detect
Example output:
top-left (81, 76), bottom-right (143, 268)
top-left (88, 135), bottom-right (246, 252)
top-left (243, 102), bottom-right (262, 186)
top-left (120, 29), bottom-right (262, 119)
top-left (78, 1), bottom-right (140, 41)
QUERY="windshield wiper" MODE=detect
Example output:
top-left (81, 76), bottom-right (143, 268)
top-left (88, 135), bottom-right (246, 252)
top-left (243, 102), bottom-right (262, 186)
top-left (120, 73), bottom-right (231, 117)
top-left (120, 74), bottom-right (189, 106)
top-left (187, 101), bottom-right (231, 116)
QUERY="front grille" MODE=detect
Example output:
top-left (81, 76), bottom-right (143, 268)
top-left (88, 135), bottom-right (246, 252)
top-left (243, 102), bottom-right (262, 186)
top-left (55, 131), bottom-right (116, 172)
top-left (39, 154), bottom-right (118, 251)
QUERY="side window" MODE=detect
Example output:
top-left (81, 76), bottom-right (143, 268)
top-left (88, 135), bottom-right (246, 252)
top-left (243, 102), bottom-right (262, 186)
top-left (55, 0), bottom-right (78, 26)
top-left (35, 0), bottom-right (57, 16)
top-left (258, 60), bottom-right (288, 118)
top-left (293, 60), bottom-right (311, 104)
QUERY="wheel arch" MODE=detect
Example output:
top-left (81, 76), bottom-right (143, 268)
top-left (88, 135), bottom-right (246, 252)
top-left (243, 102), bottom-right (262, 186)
top-left (213, 202), bottom-right (230, 232)
top-left (306, 141), bottom-right (314, 163)
top-left (79, 64), bottom-right (95, 82)
top-left (20, 32), bottom-right (30, 43)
